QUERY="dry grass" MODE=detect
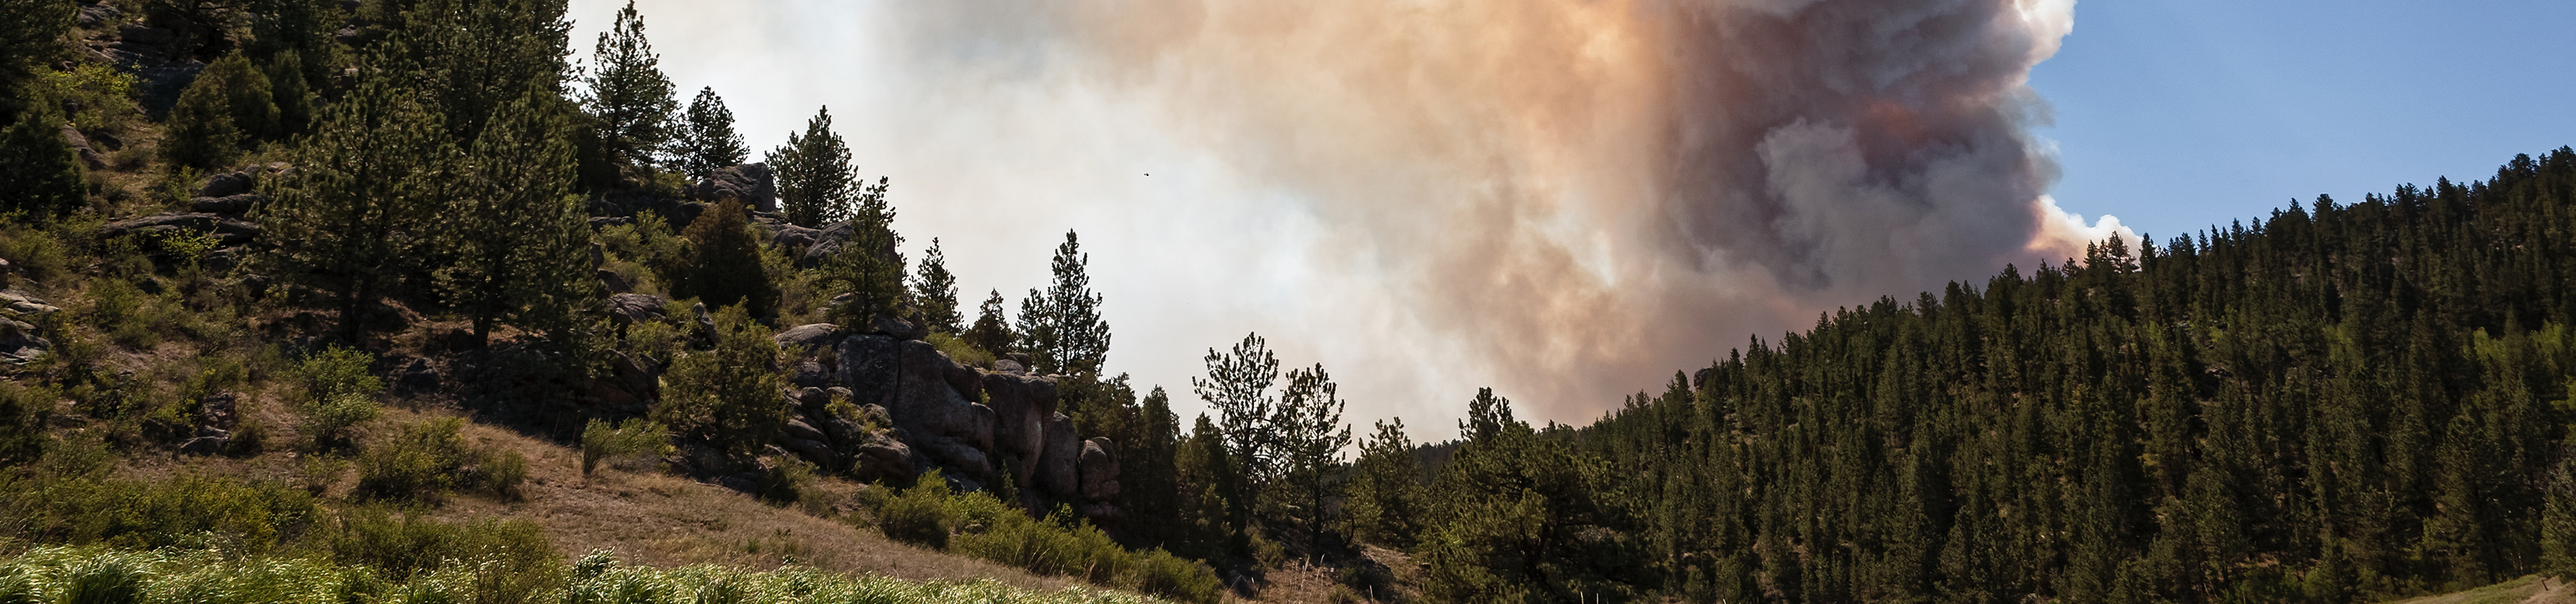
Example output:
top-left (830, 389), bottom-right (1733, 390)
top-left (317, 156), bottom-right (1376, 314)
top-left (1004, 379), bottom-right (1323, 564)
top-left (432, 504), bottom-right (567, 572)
top-left (2379, 576), bottom-right (2576, 604)
top-left (414, 412), bottom-right (1092, 594)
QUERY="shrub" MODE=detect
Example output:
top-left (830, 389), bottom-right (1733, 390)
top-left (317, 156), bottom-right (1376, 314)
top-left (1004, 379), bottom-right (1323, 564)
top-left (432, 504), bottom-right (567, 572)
top-left (34, 63), bottom-right (141, 134)
top-left (0, 473), bottom-right (320, 553)
top-left (354, 418), bottom-right (522, 502)
top-left (650, 304), bottom-right (782, 455)
top-left (579, 418), bottom-right (668, 476)
top-left (0, 105), bottom-right (84, 220)
top-left (926, 332), bottom-right (993, 368)
top-left (292, 346), bottom-right (382, 448)
top-left (876, 471), bottom-right (955, 549)
top-left (0, 380), bottom-right (49, 466)
top-left (756, 455), bottom-right (830, 515)
top-left (326, 509), bottom-right (557, 583)
top-left (674, 198), bottom-right (777, 315)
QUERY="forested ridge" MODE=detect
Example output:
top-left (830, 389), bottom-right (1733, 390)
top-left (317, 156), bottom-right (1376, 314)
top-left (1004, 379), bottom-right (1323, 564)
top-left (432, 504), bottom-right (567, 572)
top-left (1436, 148), bottom-right (2576, 602)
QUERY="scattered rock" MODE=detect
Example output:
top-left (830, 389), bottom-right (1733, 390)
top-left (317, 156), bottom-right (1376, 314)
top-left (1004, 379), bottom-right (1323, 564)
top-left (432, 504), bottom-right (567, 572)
top-left (992, 359), bottom-right (1025, 374)
top-left (851, 434), bottom-right (917, 483)
top-left (2, 291), bottom-right (62, 316)
top-left (98, 213), bottom-right (260, 246)
top-left (198, 171), bottom-right (254, 198)
top-left (188, 193), bottom-right (262, 215)
top-left (774, 323), bottom-right (845, 351)
top-left (58, 126), bottom-right (106, 170)
top-left (783, 417), bottom-right (831, 446)
top-left (689, 163), bottom-right (777, 212)
top-left (782, 437), bottom-right (839, 471)
top-left (179, 431), bottom-right (229, 456)
top-left (604, 293), bottom-right (668, 328)
top-left (0, 316), bottom-right (49, 365)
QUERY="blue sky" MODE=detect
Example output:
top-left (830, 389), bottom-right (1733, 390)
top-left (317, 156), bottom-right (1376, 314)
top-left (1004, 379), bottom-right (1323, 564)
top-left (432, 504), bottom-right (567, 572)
top-left (2034, 0), bottom-right (2576, 242)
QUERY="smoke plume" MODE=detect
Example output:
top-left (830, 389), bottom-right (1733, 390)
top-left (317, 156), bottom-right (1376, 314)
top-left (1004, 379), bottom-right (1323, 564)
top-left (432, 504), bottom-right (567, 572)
top-left (581, 0), bottom-right (2127, 426)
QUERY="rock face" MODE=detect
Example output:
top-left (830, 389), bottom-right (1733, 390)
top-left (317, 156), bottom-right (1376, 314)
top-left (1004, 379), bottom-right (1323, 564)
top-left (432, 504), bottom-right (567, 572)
top-left (0, 291), bottom-right (60, 365)
top-left (1038, 413), bottom-right (1081, 496)
top-left (1080, 438), bottom-right (1120, 501)
top-left (690, 164), bottom-right (776, 212)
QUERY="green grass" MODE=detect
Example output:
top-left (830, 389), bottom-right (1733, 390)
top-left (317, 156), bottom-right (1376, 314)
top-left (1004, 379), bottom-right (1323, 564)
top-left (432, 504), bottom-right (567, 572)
top-left (862, 474), bottom-right (1225, 604)
top-left (0, 546), bottom-right (1184, 604)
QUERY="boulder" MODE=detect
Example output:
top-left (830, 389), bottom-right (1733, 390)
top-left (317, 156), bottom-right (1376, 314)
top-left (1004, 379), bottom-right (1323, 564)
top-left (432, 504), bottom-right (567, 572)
top-left (922, 438), bottom-right (994, 478)
top-left (773, 323), bottom-right (844, 351)
top-left (771, 224), bottom-right (820, 250)
top-left (1037, 413), bottom-right (1080, 497)
top-left (797, 221), bottom-right (856, 268)
top-left (98, 213), bottom-right (260, 246)
top-left (836, 334), bottom-right (899, 410)
top-left (179, 431), bottom-right (229, 456)
top-left (1080, 438), bottom-right (1120, 501)
top-left (782, 437), bottom-right (839, 470)
top-left (867, 314), bottom-right (927, 341)
top-left (787, 357), bottom-right (832, 388)
top-left (992, 359), bottom-right (1025, 375)
top-left (851, 433), bottom-right (917, 483)
top-left (980, 370), bottom-right (1059, 463)
top-left (188, 193), bottom-right (262, 215)
top-left (197, 392), bottom-right (238, 432)
top-left (688, 163), bottom-right (776, 212)
top-left (783, 417), bottom-right (831, 446)
top-left (604, 293), bottom-right (668, 327)
top-left (59, 126), bottom-right (106, 170)
top-left (197, 171), bottom-right (254, 198)
top-left (689, 302), bottom-right (718, 346)
top-left (76, 3), bottom-right (121, 29)
top-left (0, 316), bottom-right (50, 365)
top-left (2, 291), bottom-right (61, 316)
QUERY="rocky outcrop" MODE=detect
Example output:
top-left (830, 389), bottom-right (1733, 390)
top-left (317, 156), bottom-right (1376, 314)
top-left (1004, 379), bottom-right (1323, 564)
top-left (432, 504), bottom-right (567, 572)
top-left (99, 213), bottom-right (260, 246)
top-left (198, 171), bottom-right (253, 198)
top-left (1038, 413), bottom-right (1081, 496)
top-left (604, 293), bottom-right (668, 328)
top-left (1, 291), bottom-right (60, 366)
top-left (689, 164), bottom-right (776, 212)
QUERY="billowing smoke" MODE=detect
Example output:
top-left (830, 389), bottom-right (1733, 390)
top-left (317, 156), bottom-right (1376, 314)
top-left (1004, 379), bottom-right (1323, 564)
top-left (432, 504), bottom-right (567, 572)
top-left (576, 0), bottom-right (2126, 426)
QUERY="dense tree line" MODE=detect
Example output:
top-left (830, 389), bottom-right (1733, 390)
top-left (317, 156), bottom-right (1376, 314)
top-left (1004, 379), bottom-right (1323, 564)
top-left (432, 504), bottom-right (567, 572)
top-left (1315, 149), bottom-right (2576, 603)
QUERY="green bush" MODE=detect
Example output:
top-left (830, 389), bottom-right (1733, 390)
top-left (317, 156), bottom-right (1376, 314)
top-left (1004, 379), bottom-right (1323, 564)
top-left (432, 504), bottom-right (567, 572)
top-left (0, 546), bottom-right (1174, 604)
top-left (291, 346), bottom-right (381, 448)
top-left (0, 472), bottom-right (319, 553)
top-left (876, 471), bottom-right (955, 548)
top-left (926, 332), bottom-right (993, 368)
top-left (326, 509), bottom-right (556, 583)
top-left (354, 418), bottom-right (522, 502)
top-left (579, 418), bottom-right (668, 476)
top-left (756, 455), bottom-right (830, 515)
top-left (866, 472), bottom-right (1225, 603)
top-left (651, 304), bottom-right (783, 455)
top-left (34, 63), bottom-right (141, 134)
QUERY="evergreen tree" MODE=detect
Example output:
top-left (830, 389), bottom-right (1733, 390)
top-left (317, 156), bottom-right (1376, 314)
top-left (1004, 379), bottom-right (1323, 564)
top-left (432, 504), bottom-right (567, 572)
top-left (0, 106), bottom-right (83, 219)
top-left (160, 70), bottom-right (242, 171)
top-left (436, 85), bottom-right (597, 346)
top-left (387, 0), bottom-right (573, 144)
top-left (1346, 417), bottom-right (1424, 549)
top-left (202, 52), bottom-right (279, 142)
top-left (912, 237), bottom-right (963, 335)
top-left (769, 106), bottom-right (855, 228)
top-left (1271, 363), bottom-right (1351, 547)
top-left (962, 289), bottom-right (1016, 356)
top-left (1017, 230), bottom-right (1111, 378)
top-left (260, 66), bottom-right (458, 342)
top-left (676, 198), bottom-right (779, 315)
top-left (1193, 332), bottom-right (1279, 543)
top-left (676, 86), bottom-right (746, 178)
top-left (264, 49), bottom-right (315, 138)
top-left (581, 0), bottom-right (675, 172)
top-left (0, 0), bottom-right (70, 109)
top-left (818, 179), bottom-right (905, 323)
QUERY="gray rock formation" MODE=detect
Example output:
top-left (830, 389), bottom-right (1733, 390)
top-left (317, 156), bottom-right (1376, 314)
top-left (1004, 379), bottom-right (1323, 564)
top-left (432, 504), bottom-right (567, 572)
top-left (604, 293), bottom-right (668, 328)
top-left (1080, 438), bottom-right (1120, 501)
top-left (1038, 413), bottom-right (1080, 497)
top-left (689, 164), bottom-right (776, 212)
top-left (773, 323), bottom-right (844, 351)
top-left (198, 171), bottom-right (253, 198)
top-left (188, 193), bottom-right (262, 215)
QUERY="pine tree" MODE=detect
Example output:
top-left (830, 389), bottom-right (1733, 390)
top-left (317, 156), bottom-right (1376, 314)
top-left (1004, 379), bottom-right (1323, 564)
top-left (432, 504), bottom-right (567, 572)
top-left (437, 85), bottom-right (597, 346)
top-left (963, 289), bottom-right (1017, 356)
top-left (260, 66), bottom-right (458, 342)
top-left (677, 198), bottom-right (779, 315)
top-left (818, 178), bottom-right (905, 323)
top-left (582, 0), bottom-right (675, 172)
top-left (912, 237), bottom-right (963, 335)
top-left (1271, 363), bottom-right (1352, 547)
top-left (387, 0), bottom-right (573, 144)
top-left (0, 106), bottom-right (83, 219)
top-left (1347, 417), bottom-right (1424, 549)
top-left (676, 86), bottom-right (746, 178)
top-left (160, 70), bottom-right (243, 171)
top-left (264, 50), bottom-right (315, 138)
top-left (203, 52), bottom-right (279, 142)
top-left (1193, 332), bottom-right (1279, 543)
top-left (1029, 230), bottom-right (1110, 378)
top-left (0, 0), bottom-right (70, 108)
top-left (769, 106), bottom-right (855, 227)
